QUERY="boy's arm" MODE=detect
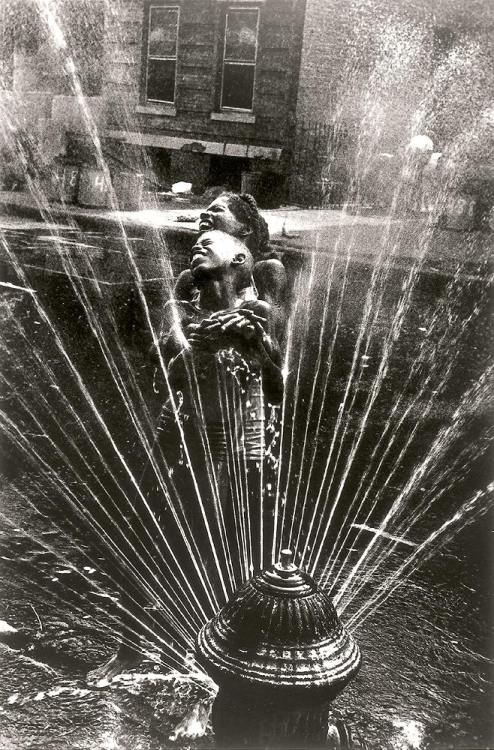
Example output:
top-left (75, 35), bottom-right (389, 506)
top-left (174, 269), bottom-right (195, 301)
top-left (253, 259), bottom-right (287, 340)
top-left (209, 299), bottom-right (284, 403)
top-left (159, 300), bottom-right (190, 365)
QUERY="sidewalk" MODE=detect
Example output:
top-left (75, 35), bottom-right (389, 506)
top-left (0, 189), bottom-right (394, 240)
top-left (0, 190), bottom-right (491, 278)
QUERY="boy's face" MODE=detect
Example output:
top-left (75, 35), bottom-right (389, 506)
top-left (190, 230), bottom-right (246, 279)
top-left (199, 196), bottom-right (245, 236)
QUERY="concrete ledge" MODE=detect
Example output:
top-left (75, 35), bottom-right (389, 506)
top-left (106, 130), bottom-right (226, 155)
top-left (136, 104), bottom-right (177, 117)
top-left (211, 111), bottom-right (256, 124)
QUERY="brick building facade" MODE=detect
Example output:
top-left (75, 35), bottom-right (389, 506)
top-left (1, 0), bottom-right (307, 205)
top-left (102, 0), bottom-right (307, 202)
top-left (1, 0), bottom-right (492, 207)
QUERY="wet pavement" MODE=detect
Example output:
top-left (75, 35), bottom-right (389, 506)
top-left (0, 189), bottom-right (401, 241)
top-left (0, 215), bottom-right (492, 749)
top-left (0, 491), bottom-right (491, 749)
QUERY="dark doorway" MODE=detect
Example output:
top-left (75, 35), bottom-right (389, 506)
top-left (208, 155), bottom-right (250, 191)
top-left (147, 147), bottom-right (172, 188)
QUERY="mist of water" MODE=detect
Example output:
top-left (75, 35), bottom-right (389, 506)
top-left (0, 0), bottom-right (492, 687)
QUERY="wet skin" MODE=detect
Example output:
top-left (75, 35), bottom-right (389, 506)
top-left (175, 195), bottom-right (288, 341)
top-left (164, 232), bottom-right (283, 404)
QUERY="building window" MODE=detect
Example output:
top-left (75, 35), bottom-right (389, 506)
top-left (145, 5), bottom-right (179, 104)
top-left (221, 8), bottom-right (259, 111)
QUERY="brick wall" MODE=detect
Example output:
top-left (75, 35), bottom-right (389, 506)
top-left (296, 0), bottom-right (435, 148)
top-left (293, 0), bottom-right (494, 203)
top-left (102, 0), bottom-right (142, 125)
top-left (101, 0), bottom-right (306, 155)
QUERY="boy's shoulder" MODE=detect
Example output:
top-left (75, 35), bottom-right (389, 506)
top-left (162, 298), bottom-right (201, 325)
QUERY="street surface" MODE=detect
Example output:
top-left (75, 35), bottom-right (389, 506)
top-left (0, 214), bottom-right (492, 749)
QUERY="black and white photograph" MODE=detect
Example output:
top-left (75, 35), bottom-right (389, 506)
top-left (0, 0), bottom-right (492, 747)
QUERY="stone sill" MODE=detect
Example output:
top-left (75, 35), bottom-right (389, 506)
top-left (211, 111), bottom-right (256, 124)
top-left (136, 104), bottom-right (177, 117)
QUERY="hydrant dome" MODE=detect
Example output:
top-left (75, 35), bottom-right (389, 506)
top-left (196, 552), bottom-right (361, 698)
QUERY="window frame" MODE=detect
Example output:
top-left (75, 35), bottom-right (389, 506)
top-left (220, 6), bottom-right (260, 113)
top-left (145, 4), bottom-right (180, 106)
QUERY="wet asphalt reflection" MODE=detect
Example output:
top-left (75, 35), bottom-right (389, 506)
top-left (0, 220), bottom-right (492, 749)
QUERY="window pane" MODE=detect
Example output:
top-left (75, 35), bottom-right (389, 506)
top-left (225, 10), bottom-right (258, 62)
top-left (149, 7), bottom-right (178, 57)
top-left (147, 58), bottom-right (176, 102)
top-left (222, 63), bottom-right (255, 110)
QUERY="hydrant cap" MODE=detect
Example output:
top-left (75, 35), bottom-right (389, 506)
top-left (196, 552), bottom-right (361, 697)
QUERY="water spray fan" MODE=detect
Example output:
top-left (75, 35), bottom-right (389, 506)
top-left (196, 550), bottom-right (361, 701)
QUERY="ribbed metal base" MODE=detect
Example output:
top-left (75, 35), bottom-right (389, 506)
top-left (212, 687), bottom-right (335, 748)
